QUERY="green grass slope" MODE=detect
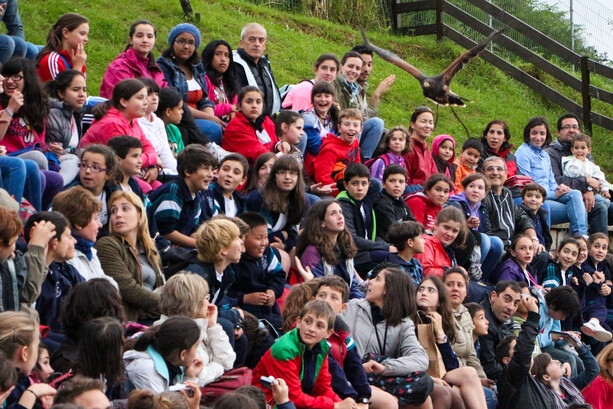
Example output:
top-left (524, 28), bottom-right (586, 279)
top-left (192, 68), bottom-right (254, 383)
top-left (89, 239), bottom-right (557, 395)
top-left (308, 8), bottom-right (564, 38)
top-left (21, 0), bottom-right (613, 172)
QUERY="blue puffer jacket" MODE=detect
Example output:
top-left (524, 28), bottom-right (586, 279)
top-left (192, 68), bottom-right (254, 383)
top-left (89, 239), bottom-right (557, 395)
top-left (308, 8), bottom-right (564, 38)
top-left (157, 56), bottom-right (215, 111)
top-left (515, 143), bottom-right (558, 196)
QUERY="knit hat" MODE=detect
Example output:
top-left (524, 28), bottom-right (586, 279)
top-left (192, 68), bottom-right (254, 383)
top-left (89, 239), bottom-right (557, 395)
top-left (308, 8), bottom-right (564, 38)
top-left (168, 23), bottom-right (201, 49)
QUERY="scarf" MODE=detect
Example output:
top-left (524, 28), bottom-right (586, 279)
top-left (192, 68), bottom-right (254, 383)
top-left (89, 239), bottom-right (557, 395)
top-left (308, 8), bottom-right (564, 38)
top-left (73, 233), bottom-right (95, 261)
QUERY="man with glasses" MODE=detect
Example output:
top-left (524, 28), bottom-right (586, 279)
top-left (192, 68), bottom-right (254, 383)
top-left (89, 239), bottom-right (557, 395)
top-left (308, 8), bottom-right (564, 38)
top-left (546, 113), bottom-right (609, 233)
top-left (233, 23), bottom-right (281, 116)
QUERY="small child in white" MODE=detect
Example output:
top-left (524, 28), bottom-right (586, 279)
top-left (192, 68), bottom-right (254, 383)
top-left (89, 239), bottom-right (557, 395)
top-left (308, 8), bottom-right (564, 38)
top-left (562, 133), bottom-right (611, 206)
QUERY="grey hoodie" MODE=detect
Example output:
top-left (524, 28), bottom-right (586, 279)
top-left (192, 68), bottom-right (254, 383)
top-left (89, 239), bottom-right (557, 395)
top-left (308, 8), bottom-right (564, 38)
top-left (340, 298), bottom-right (428, 376)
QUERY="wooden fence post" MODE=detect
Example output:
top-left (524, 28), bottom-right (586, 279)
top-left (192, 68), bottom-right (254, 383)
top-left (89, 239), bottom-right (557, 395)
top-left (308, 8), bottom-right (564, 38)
top-left (436, 0), bottom-right (443, 41)
top-left (390, 0), bottom-right (397, 33)
top-left (580, 56), bottom-right (592, 135)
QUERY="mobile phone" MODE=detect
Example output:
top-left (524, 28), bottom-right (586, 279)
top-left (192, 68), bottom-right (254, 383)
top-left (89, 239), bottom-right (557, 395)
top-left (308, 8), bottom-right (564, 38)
top-left (168, 384), bottom-right (194, 397)
top-left (260, 375), bottom-right (275, 390)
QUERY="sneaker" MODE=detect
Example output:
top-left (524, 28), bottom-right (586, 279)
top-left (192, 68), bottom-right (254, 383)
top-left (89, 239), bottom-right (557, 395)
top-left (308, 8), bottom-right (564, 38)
top-left (581, 321), bottom-right (613, 343)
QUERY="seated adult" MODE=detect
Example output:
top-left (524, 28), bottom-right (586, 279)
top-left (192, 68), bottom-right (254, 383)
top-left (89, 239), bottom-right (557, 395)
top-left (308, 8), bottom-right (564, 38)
top-left (233, 23), bottom-right (281, 117)
top-left (0, 0), bottom-right (39, 63)
top-left (36, 13), bottom-right (88, 82)
top-left (404, 106), bottom-right (438, 185)
top-left (100, 20), bottom-right (167, 99)
top-left (478, 119), bottom-right (518, 178)
top-left (95, 191), bottom-right (163, 324)
top-left (157, 24), bottom-right (224, 144)
top-left (478, 280), bottom-right (522, 382)
top-left (333, 51), bottom-right (383, 160)
top-left (515, 116), bottom-right (587, 236)
top-left (546, 113), bottom-right (611, 234)
top-left (52, 376), bottom-right (111, 409)
top-left (282, 53), bottom-right (339, 111)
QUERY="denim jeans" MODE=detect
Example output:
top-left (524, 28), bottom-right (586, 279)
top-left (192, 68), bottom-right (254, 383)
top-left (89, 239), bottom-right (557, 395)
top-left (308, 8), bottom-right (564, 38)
top-left (480, 233), bottom-right (504, 278)
top-left (483, 386), bottom-right (497, 409)
top-left (0, 156), bottom-right (38, 206)
top-left (545, 189), bottom-right (588, 235)
top-left (0, 34), bottom-right (16, 64)
top-left (194, 118), bottom-right (223, 145)
top-left (359, 117), bottom-right (384, 159)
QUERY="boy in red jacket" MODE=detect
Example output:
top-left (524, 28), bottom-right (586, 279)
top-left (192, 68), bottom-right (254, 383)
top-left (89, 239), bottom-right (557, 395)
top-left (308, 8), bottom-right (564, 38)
top-left (253, 300), bottom-right (356, 409)
top-left (314, 108), bottom-right (362, 190)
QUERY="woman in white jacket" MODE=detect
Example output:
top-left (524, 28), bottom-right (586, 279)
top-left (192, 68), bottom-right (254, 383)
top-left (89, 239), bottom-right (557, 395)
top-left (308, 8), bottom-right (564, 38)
top-left (155, 273), bottom-right (236, 386)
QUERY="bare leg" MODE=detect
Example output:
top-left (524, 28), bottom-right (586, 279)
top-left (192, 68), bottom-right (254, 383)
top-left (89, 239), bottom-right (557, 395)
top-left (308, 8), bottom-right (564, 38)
top-left (429, 383), bottom-right (452, 409)
top-left (443, 367), bottom-right (487, 409)
top-left (370, 386), bottom-right (399, 409)
top-left (402, 396), bottom-right (433, 409)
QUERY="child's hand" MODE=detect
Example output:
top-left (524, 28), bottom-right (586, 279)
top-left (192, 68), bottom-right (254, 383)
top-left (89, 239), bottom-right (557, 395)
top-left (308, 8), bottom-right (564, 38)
top-left (143, 166), bottom-right (159, 184)
top-left (466, 216), bottom-right (480, 229)
top-left (602, 190), bottom-right (612, 199)
top-left (426, 311), bottom-right (444, 337)
top-left (243, 292), bottom-right (269, 306)
top-left (583, 272), bottom-right (594, 286)
top-left (572, 276), bottom-right (579, 286)
top-left (593, 271), bottom-right (605, 284)
top-left (265, 289), bottom-right (276, 306)
top-left (334, 398), bottom-right (360, 409)
top-left (362, 360), bottom-right (385, 374)
top-left (7, 90), bottom-right (24, 113)
top-left (271, 378), bottom-right (290, 405)
top-left (184, 355), bottom-right (204, 378)
top-left (310, 182), bottom-right (337, 196)
top-left (562, 362), bottom-right (572, 378)
top-left (28, 221), bottom-right (56, 249)
top-left (206, 304), bottom-right (218, 327)
top-left (521, 295), bottom-right (539, 313)
top-left (180, 380), bottom-right (201, 409)
top-left (270, 236), bottom-right (284, 249)
top-left (71, 42), bottom-right (87, 69)
top-left (295, 257), bottom-right (314, 281)
top-left (47, 142), bottom-right (64, 155)
top-left (599, 283), bottom-right (611, 296)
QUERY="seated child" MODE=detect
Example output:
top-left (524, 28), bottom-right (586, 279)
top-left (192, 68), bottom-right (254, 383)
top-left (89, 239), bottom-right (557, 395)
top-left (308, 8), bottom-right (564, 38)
top-left (520, 183), bottom-right (552, 252)
top-left (107, 135), bottom-right (148, 205)
top-left (137, 78), bottom-right (176, 184)
top-left (405, 174), bottom-right (453, 232)
top-left (230, 212), bottom-right (286, 330)
top-left (296, 200), bottom-right (364, 298)
top-left (313, 276), bottom-right (398, 409)
top-left (465, 302), bottom-right (489, 361)
top-left (223, 86), bottom-right (284, 166)
top-left (431, 134), bottom-right (457, 186)
top-left (490, 234), bottom-right (538, 286)
top-left (579, 233), bottom-right (613, 343)
top-left (26, 212), bottom-right (82, 337)
top-left (384, 220), bottom-right (425, 285)
top-left (454, 138), bottom-right (483, 193)
top-left (562, 133), bottom-right (611, 205)
top-left (0, 208), bottom-right (54, 314)
top-left (252, 300), bottom-right (345, 409)
top-left (201, 153), bottom-right (248, 219)
top-left (301, 81), bottom-right (338, 159)
top-left (274, 110), bottom-right (304, 165)
top-left (368, 127), bottom-right (410, 182)
top-left (155, 87), bottom-right (184, 163)
top-left (336, 163), bottom-right (392, 272)
top-left (148, 144), bottom-right (217, 249)
top-left (415, 206), bottom-right (468, 279)
top-left (373, 164), bottom-right (415, 239)
top-left (31, 344), bottom-right (54, 384)
top-left (314, 108), bottom-right (362, 188)
top-left (541, 238), bottom-right (580, 289)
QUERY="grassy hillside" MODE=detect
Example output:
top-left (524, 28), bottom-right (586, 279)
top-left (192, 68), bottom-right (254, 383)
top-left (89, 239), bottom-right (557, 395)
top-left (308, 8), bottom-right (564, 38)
top-left (21, 0), bottom-right (613, 172)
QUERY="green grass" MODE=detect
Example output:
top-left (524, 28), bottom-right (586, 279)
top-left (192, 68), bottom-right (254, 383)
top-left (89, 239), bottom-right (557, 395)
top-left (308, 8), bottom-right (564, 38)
top-left (21, 0), bottom-right (613, 173)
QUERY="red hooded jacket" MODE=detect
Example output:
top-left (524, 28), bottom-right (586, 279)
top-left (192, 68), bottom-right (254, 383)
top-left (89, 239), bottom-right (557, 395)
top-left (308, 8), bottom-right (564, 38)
top-left (405, 191), bottom-right (441, 231)
top-left (404, 137), bottom-right (438, 185)
top-left (313, 133), bottom-right (360, 187)
top-left (415, 234), bottom-right (451, 279)
top-left (223, 112), bottom-right (277, 166)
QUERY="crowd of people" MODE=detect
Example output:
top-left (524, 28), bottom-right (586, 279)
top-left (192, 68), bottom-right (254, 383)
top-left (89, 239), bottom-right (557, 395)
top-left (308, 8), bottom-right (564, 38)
top-left (0, 7), bottom-right (611, 409)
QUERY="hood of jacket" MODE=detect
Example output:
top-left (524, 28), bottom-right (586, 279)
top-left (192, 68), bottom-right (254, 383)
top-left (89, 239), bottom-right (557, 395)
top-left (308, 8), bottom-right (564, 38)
top-left (431, 134), bottom-right (456, 164)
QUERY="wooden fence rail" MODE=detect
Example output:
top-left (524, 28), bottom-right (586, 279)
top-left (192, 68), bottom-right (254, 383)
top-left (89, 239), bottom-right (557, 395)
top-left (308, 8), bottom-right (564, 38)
top-left (389, 0), bottom-right (613, 134)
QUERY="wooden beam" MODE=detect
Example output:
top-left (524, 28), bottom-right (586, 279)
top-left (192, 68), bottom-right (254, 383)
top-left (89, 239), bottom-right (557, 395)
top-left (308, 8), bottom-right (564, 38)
top-left (392, 0), bottom-right (436, 14)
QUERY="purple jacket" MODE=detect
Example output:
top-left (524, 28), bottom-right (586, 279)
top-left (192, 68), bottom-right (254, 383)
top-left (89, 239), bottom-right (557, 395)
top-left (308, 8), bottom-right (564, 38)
top-left (490, 257), bottom-right (538, 286)
top-left (369, 151), bottom-right (407, 181)
top-left (100, 47), bottom-right (167, 99)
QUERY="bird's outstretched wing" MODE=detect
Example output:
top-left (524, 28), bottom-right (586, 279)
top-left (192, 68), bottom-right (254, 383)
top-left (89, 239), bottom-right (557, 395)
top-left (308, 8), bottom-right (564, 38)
top-left (440, 29), bottom-right (505, 84)
top-left (360, 29), bottom-right (423, 80)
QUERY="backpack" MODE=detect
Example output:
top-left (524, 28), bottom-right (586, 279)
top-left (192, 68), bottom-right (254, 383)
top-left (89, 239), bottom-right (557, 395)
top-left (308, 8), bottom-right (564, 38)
top-left (364, 153), bottom-right (390, 170)
top-left (279, 79), bottom-right (314, 107)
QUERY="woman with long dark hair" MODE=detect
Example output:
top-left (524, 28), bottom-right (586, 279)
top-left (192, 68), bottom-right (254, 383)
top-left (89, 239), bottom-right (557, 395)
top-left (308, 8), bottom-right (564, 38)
top-left (201, 39), bottom-right (239, 123)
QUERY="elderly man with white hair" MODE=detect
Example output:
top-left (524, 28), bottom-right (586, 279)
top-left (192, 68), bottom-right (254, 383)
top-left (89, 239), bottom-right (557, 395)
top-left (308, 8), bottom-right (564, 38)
top-left (233, 23), bottom-right (281, 116)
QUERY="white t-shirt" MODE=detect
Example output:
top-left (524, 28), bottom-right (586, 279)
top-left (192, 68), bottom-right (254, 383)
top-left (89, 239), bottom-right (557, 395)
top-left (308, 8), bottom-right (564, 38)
top-left (224, 196), bottom-right (238, 217)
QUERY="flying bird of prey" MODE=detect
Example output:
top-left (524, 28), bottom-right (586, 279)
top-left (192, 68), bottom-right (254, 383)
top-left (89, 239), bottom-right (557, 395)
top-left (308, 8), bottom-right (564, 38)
top-left (360, 29), bottom-right (504, 107)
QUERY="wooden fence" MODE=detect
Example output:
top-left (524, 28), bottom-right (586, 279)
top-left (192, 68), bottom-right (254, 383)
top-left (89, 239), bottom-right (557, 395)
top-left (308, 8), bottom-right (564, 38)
top-left (389, 0), bottom-right (613, 134)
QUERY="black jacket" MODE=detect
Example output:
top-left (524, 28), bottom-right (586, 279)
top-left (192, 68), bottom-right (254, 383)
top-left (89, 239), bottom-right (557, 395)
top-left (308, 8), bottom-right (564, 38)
top-left (234, 49), bottom-right (280, 117)
top-left (482, 188), bottom-right (534, 249)
top-left (373, 190), bottom-right (415, 240)
top-left (478, 296), bottom-right (514, 382)
top-left (520, 204), bottom-right (552, 251)
top-left (337, 191), bottom-right (389, 252)
top-left (497, 311), bottom-right (557, 409)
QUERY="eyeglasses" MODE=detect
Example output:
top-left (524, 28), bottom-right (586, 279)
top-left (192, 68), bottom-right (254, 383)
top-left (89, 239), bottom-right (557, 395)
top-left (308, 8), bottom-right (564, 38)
top-left (278, 169), bottom-right (299, 177)
top-left (484, 166), bottom-right (505, 172)
top-left (175, 38), bottom-right (196, 47)
top-left (561, 124), bottom-right (580, 130)
top-left (4, 74), bottom-right (23, 82)
top-left (78, 163), bottom-right (107, 173)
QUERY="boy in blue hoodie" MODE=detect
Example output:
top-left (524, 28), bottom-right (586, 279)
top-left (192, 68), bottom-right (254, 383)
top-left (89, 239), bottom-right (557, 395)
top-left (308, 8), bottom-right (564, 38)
top-left (200, 153), bottom-right (248, 219)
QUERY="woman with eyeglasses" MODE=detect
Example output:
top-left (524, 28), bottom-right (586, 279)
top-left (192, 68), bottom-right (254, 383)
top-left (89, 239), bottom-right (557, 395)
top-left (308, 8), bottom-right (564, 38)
top-left (157, 24), bottom-right (224, 145)
top-left (95, 190), bottom-right (163, 324)
top-left (247, 155), bottom-right (308, 253)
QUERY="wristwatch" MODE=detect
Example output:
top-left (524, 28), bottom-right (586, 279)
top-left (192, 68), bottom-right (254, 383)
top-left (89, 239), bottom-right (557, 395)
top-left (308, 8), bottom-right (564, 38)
top-left (587, 186), bottom-right (594, 191)
top-left (358, 397), bottom-right (371, 404)
top-left (436, 334), bottom-right (448, 343)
